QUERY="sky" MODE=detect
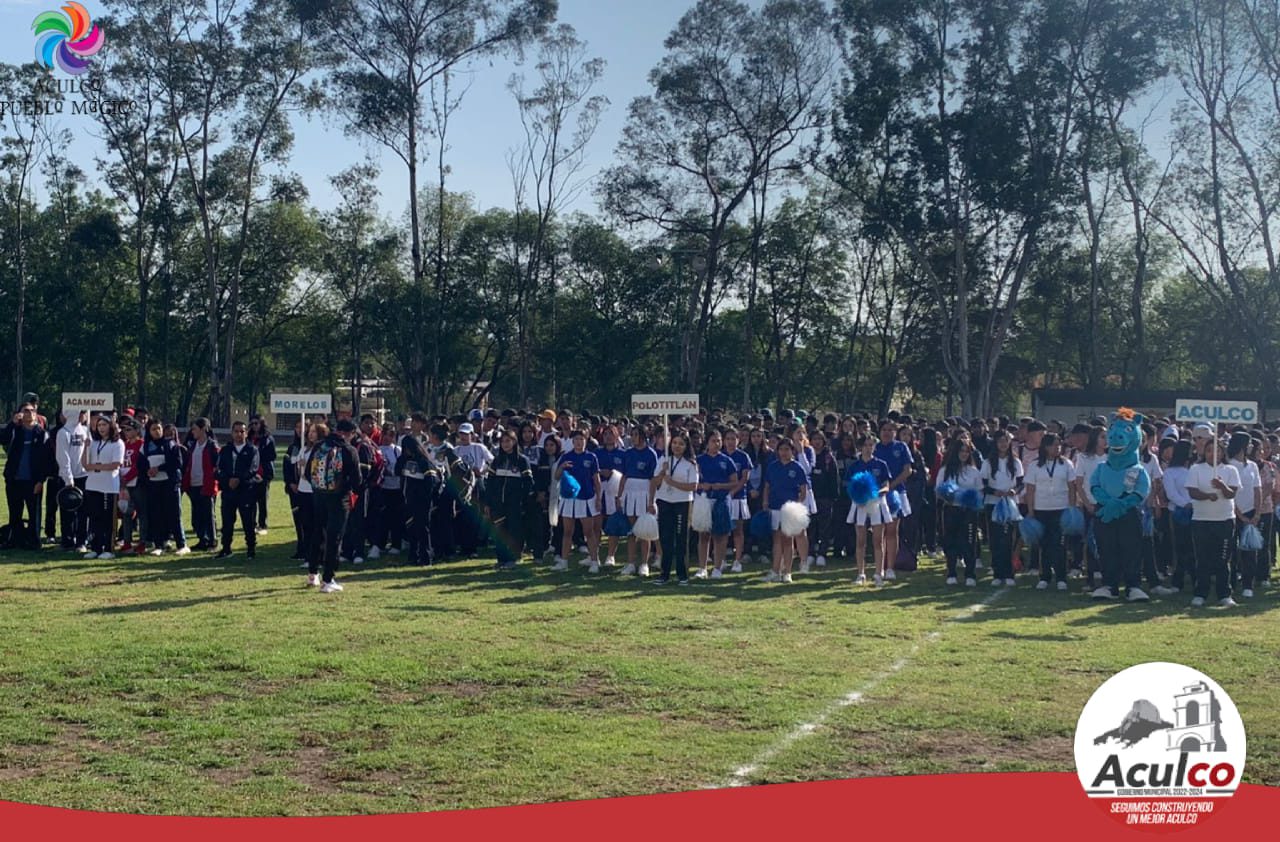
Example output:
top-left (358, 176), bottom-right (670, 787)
top-left (0, 0), bottom-right (707, 219)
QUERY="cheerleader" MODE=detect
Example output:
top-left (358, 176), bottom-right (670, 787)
top-left (651, 432), bottom-right (699, 585)
top-left (594, 424), bottom-right (627, 568)
top-left (617, 426), bottom-right (659, 577)
top-left (982, 430), bottom-right (1023, 587)
top-left (936, 438), bottom-right (982, 586)
top-left (552, 431), bottom-right (601, 571)
top-left (762, 439), bottom-right (808, 584)
top-left (791, 429), bottom-right (817, 573)
top-left (721, 429), bottom-right (754, 573)
top-left (846, 434), bottom-right (892, 586)
top-left (744, 427), bottom-right (773, 563)
top-left (1024, 433), bottom-right (1077, 591)
top-left (1227, 432), bottom-right (1263, 598)
top-left (874, 421), bottom-right (915, 581)
top-left (693, 430), bottom-right (741, 579)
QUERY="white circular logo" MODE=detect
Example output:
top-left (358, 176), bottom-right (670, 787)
top-left (1075, 662), bottom-right (1246, 831)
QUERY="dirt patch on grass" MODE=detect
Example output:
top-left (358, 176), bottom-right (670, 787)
top-left (807, 726), bottom-right (1073, 779)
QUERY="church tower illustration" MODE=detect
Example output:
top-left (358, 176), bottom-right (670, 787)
top-left (1166, 682), bottom-right (1226, 752)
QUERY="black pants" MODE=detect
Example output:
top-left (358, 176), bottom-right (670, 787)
top-left (341, 491), bottom-right (368, 560)
top-left (255, 480), bottom-right (271, 529)
top-left (453, 497), bottom-right (480, 555)
top-left (831, 499), bottom-right (853, 558)
top-left (942, 506), bottom-right (976, 579)
top-left (1260, 511), bottom-right (1276, 582)
top-left (1192, 519), bottom-right (1234, 601)
top-left (988, 513), bottom-right (1015, 581)
top-left (1035, 509), bottom-right (1067, 583)
top-left (311, 492), bottom-right (349, 583)
top-left (1095, 510), bottom-right (1142, 595)
top-left (1234, 511), bottom-right (1260, 590)
top-left (492, 499), bottom-right (526, 565)
top-left (290, 490), bottom-right (312, 558)
top-left (220, 488), bottom-right (257, 553)
top-left (370, 486), bottom-right (405, 550)
top-left (188, 490), bottom-right (216, 547)
top-left (1169, 518), bottom-right (1196, 592)
top-left (147, 482), bottom-right (182, 548)
top-left (1154, 509), bottom-right (1173, 580)
top-left (5, 479), bottom-right (42, 548)
top-left (430, 495), bottom-right (456, 558)
top-left (404, 483), bottom-right (434, 565)
top-left (524, 495), bottom-right (549, 557)
top-left (658, 499), bottom-right (690, 581)
top-left (808, 498), bottom-right (834, 555)
top-left (84, 489), bottom-right (117, 554)
top-left (920, 485), bottom-right (939, 551)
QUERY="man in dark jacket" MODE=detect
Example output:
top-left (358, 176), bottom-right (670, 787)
top-left (248, 415), bottom-right (276, 534)
top-left (397, 413), bottom-right (440, 567)
top-left (215, 420), bottom-right (260, 560)
top-left (340, 423), bottom-right (379, 565)
top-left (305, 420), bottom-right (362, 592)
top-left (2, 403), bottom-right (51, 550)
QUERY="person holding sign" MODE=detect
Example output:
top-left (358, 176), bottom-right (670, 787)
top-left (1186, 424), bottom-right (1240, 608)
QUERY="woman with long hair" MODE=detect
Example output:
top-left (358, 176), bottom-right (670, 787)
top-left (652, 432), bottom-right (699, 585)
top-left (762, 439), bottom-right (808, 584)
top-left (1159, 439), bottom-right (1195, 595)
top-left (721, 428), bottom-right (754, 573)
top-left (744, 427), bottom-right (773, 564)
top-left (486, 428), bottom-right (534, 569)
top-left (80, 415), bottom-right (124, 559)
top-left (141, 418), bottom-right (184, 556)
top-left (937, 438), bottom-right (982, 586)
top-left (791, 428), bottom-right (817, 573)
top-left (693, 429), bottom-right (741, 579)
top-left (982, 430), bottom-right (1023, 587)
top-left (1024, 433), bottom-right (1077, 591)
top-left (807, 431), bottom-right (838, 569)
top-left (286, 421), bottom-right (318, 565)
top-left (552, 430), bottom-right (601, 572)
top-left (846, 433), bottom-right (892, 586)
top-left (1074, 426), bottom-right (1108, 584)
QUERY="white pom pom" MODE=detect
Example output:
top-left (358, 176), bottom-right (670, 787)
top-left (779, 501), bottom-right (810, 537)
top-left (691, 495), bottom-right (713, 533)
top-left (632, 513), bottom-right (660, 542)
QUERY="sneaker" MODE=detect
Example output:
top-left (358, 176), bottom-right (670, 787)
top-left (1056, 581), bottom-right (1068, 592)
top-left (885, 569), bottom-right (897, 581)
top-left (550, 558), bottom-right (569, 572)
top-left (731, 561), bottom-right (743, 573)
top-left (1128, 587), bottom-right (1150, 602)
top-left (874, 573), bottom-right (884, 587)
top-left (175, 546), bottom-right (191, 556)
top-left (604, 557), bottom-right (617, 568)
top-left (1219, 597), bottom-right (1238, 608)
top-left (1190, 596), bottom-right (1206, 608)
top-left (782, 573), bottom-right (794, 583)
top-left (1152, 585), bottom-right (1177, 596)
top-left (974, 560), bottom-right (984, 569)
top-left (856, 574), bottom-right (867, 585)
top-left (256, 528), bottom-right (269, 536)
top-left (83, 551), bottom-right (98, 560)
top-left (1090, 586), bottom-right (1115, 600)
top-left (588, 561), bottom-right (601, 574)
top-left (320, 580), bottom-right (344, 593)
top-left (1036, 580), bottom-right (1049, 591)
top-left (307, 574), bottom-right (320, 587)
top-left (805, 555), bottom-right (815, 567)
top-left (711, 568), bottom-right (723, 580)
top-left (578, 557), bottom-right (592, 567)
top-left (148, 548), bottom-right (164, 557)
top-left (96, 552), bottom-right (114, 560)
top-left (1242, 588), bottom-right (1254, 598)
top-left (762, 571), bottom-right (780, 583)
top-left (1005, 579), bottom-right (1017, 587)
top-left (815, 555), bottom-right (827, 567)
top-left (799, 559), bottom-right (811, 574)
top-left (638, 563), bottom-right (650, 578)
top-left (620, 563), bottom-right (636, 576)
top-left (694, 568), bottom-right (709, 580)
top-left (965, 578), bottom-right (977, 587)
top-left (339, 556), bottom-right (350, 564)
top-left (388, 547), bottom-right (401, 556)
top-left (353, 556), bottom-right (364, 566)
top-left (992, 578), bottom-right (1004, 587)
top-left (75, 544), bottom-right (88, 553)
top-left (216, 550), bottom-right (233, 560)
top-left (368, 546), bottom-right (382, 560)
top-left (945, 576), bottom-right (958, 586)
top-left (1092, 571), bottom-right (1103, 583)
top-left (678, 579), bottom-right (690, 586)
top-left (651, 577), bottom-right (669, 586)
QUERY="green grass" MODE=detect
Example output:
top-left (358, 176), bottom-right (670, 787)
top-left (0, 482), bottom-right (1277, 815)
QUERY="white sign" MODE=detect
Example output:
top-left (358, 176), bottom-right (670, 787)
top-left (270, 393), bottom-right (332, 414)
top-left (631, 393), bottom-right (700, 415)
top-left (62, 392), bottom-right (114, 412)
top-left (1174, 399), bottom-right (1259, 425)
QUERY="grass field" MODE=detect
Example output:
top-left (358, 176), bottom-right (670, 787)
top-left (0, 481), bottom-right (1278, 816)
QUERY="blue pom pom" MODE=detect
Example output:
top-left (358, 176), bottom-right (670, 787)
top-left (711, 497), bottom-right (732, 536)
top-left (1239, 524), bottom-right (1264, 552)
top-left (992, 497), bottom-right (1022, 524)
top-left (559, 472), bottom-right (581, 500)
top-left (848, 471), bottom-right (879, 506)
top-left (1019, 517), bottom-right (1045, 546)
top-left (603, 510), bottom-right (632, 537)
top-left (886, 489), bottom-right (903, 515)
top-left (749, 510), bottom-right (773, 540)
top-left (1060, 506), bottom-right (1085, 536)
top-left (936, 481), bottom-right (959, 503)
top-left (957, 488), bottom-right (984, 511)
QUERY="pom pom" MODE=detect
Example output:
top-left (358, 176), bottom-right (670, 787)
top-left (886, 489), bottom-right (903, 515)
top-left (1239, 524), bottom-right (1264, 552)
top-left (779, 501), bottom-right (811, 537)
top-left (936, 481), bottom-right (959, 503)
top-left (848, 471), bottom-right (879, 506)
top-left (992, 497), bottom-right (1022, 524)
top-left (632, 513), bottom-right (660, 542)
top-left (711, 497), bottom-right (732, 536)
top-left (1060, 506), bottom-right (1086, 536)
top-left (1019, 517), bottom-right (1045, 546)
top-left (604, 510), bottom-right (632, 537)
top-left (958, 488), bottom-right (984, 511)
top-left (749, 510), bottom-right (773, 541)
top-left (691, 496), bottom-right (714, 533)
top-left (558, 472), bottom-right (581, 500)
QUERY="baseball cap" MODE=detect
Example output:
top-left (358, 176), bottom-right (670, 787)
top-left (538, 409), bottom-right (556, 421)
top-left (469, 409), bottom-right (483, 421)
top-left (22, 392), bottom-right (39, 403)
top-left (1192, 423), bottom-right (1214, 440)
top-left (1162, 426), bottom-right (1181, 440)
top-left (458, 423), bottom-right (475, 434)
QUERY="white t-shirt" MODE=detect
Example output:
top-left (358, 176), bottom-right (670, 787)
top-left (1025, 458), bottom-right (1077, 512)
top-left (654, 455), bottom-right (698, 504)
top-left (455, 442), bottom-right (493, 474)
top-left (1230, 459), bottom-right (1261, 515)
top-left (937, 464), bottom-right (983, 498)
top-left (294, 446), bottom-right (313, 493)
top-left (1187, 462), bottom-right (1241, 522)
top-left (191, 441), bottom-right (207, 486)
top-left (1162, 466), bottom-right (1192, 510)
top-left (1141, 453), bottom-right (1164, 484)
top-left (85, 439), bottom-right (125, 494)
top-left (983, 456), bottom-right (1024, 504)
top-left (1074, 453), bottom-right (1106, 505)
top-left (57, 423), bottom-right (89, 481)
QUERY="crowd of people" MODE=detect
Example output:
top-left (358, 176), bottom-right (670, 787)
top-left (3, 392), bottom-right (1276, 606)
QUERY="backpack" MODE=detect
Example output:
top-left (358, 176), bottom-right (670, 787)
top-left (310, 441), bottom-right (346, 492)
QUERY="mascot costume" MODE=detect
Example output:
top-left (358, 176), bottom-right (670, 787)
top-left (1089, 408), bottom-right (1152, 601)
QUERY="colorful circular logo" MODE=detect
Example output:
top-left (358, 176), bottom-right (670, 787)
top-left (33, 2), bottom-right (105, 76)
top-left (1074, 662), bottom-right (1247, 832)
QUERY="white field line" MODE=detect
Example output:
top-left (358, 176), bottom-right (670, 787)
top-left (720, 589), bottom-right (1007, 788)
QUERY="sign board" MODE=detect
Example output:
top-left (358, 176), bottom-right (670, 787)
top-left (1174, 399), bottom-right (1259, 425)
top-left (270, 393), bottom-right (332, 414)
top-left (630, 394), bottom-right (700, 415)
top-left (61, 392), bottom-right (114, 413)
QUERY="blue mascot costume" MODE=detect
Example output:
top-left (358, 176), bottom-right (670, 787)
top-left (1089, 408), bottom-right (1152, 601)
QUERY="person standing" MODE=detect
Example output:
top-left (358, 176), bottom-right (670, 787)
top-left (285, 421), bottom-right (316, 563)
top-left (651, 432), bottom-right (699, 586)
top-left (693, 429), bottom-right (741, 579)
top-left (117, 418), bottom-right (147, 553)
top-left (762, 439), bottom-right (808, 584)
top-left (552, 429), bottom-right (602, 572)
top-left (81, 415), bottom-right (124, 559)
top-left (398, 414), bottom-right (439, 567)
top-left (982, 430), bottom-right (1023, 587)
top-left (937, 438), bottom-right (983, 587)
top-left (874, 420), bottom-right (914, 580)
top-left (305, 421), bottom-right (362, 592)
top-left (1023, 433), bottom-right (1077, 592)
top-left (141, 419), bottom-right (186, 556)
top-left (54, 409), bottom-right (90, 551)
top-left (369, 422), bottom-right (404, 559)
top-left (247, 416), bottom-right (276, 534)
top-left (183, 418), bottom-right (220, 551)
top-left (485, 429), bottom-right (534, 569)
top-left (215, 421), bottom-right (260, 560)
top-left (1226, 431), bottom-right (1262, 599)
top-left (452, 422), bottom-right (493, 558)
top-left (1186, 426), bottom-right (1240, 608)
top-left (847, 434), bottom-right (893, 587)
top-left (2, 403), bottom-right (50, 550)
top-left (722, 429), bottom-right (754, 573)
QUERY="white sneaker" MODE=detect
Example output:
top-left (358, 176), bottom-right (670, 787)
top-left (1128, 588), bottom-right (1150, 602)
top-left (1090, 586), bottom-right (1115, 600)
top-left (588, 561), bottom-right (600, 574)
top-left (1219, 597), bottom-right (1238, 608)
top-left (638, 563), bottom-right (650, 578)
top-left (693, 568), bottom-right (709, 579)
top-left (307, 574), bottom-right (320, 587)
top-left (965, 578), bottom-right (977, 587)
top-left (1005, 579), bottom-right (1017, 587)
top-left (731, 561), bottom-right (743, 573)
top-left (799, 559), bottom-right (811, 574)
top-left (1190, 596), bottom-right (1206, 608)
top-left (1242, 588), bottom-right (1254, 599)
top-left (945, 576), bottom-right (958, 586)
top-left (550, 558), bottom-right (569, 571)
top-left (339, 556), bottom-right (350, 564)
top-left (885, 569), bottom-right (897, 581)
top-left (353, 556), bottom-right (364, 566)
top-left (604, 557), bottom-right (617, 567)
top-left (74, 545), bottom-right (87, 553)
top-left (1151, 585), bottom-right (1177, 596)
top-left (320, 580), bottom-right (344, 593)
top-left (148, 548), bottom-right (164, 557)
top-left (83, 551), bottom-right (98, 560)
top-left (856, 574), bottom-right (867, 585)
top-left (175, 546), bottom-right (191, 556)
top-left (805, 555), bottom-right (815, 566)
top-left (578, 557), bottom-right (592, 567)
top-left (815, 555), bottom-right (827, 567)
top-left (711, 568), bottom-right (723, 580)
top-left (1036, 580), bottom-right (1049, 591)
top-left (97, 552), bottom-right (114, 560)
top-left (620, 563), bottom-right (636, 576)
top-left (874, 573), bottom-right (884, 587)
top-left (762, 571), bottom-right (780, 583)
top-left (256, 528), bottom-right (269, 536)
top-left (993, 578), bottom-right (1004, 588)
top-left (368, 546), bottom-right (382, 560)
top-left (1057, 581), bottom-right (1068, 592)
top-left (782, 573), bottom-right (794, 583)
top-left (388, 547), bottom-right (401, 555)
